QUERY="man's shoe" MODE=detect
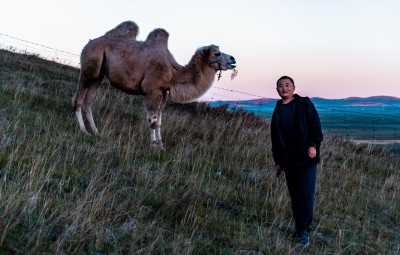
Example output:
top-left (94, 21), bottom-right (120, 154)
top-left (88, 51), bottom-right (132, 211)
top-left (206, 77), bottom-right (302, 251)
top-left (285, 230), bottom-right (300, 239)
top-left (299, 231), bottom-right (310, 246)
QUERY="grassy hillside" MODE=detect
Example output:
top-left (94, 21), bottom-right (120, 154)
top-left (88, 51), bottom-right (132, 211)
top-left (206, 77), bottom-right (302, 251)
top-left (0, 49), bottom-right (399, 254)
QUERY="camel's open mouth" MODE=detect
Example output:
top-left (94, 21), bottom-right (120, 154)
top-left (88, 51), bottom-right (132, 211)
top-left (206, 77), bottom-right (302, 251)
top-left (226, 59), bottom-right (236, 69)
top-left (227, 63), bottom-right (236, 69)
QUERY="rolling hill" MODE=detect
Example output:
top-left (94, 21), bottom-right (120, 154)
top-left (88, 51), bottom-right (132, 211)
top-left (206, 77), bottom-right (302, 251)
top-left (0, 49), bottom-right (399, 254)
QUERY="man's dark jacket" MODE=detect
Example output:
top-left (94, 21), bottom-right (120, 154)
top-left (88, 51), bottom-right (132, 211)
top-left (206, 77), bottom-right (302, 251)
top-left (271, 94), bottom-right (323, 168)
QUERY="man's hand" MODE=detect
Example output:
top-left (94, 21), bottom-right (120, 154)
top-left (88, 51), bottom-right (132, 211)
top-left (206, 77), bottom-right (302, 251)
top-left (308, 146), bottom-right (317, 158)
top-left (275, 165), bottom-right (283, 177)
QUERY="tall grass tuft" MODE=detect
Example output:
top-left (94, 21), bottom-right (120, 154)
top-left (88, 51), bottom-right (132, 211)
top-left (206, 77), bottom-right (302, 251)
top-left (0, 49), bottom-right (399, 254)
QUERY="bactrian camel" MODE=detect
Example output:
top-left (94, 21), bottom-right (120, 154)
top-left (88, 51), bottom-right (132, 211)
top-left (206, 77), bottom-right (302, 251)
top-left (72, 21), bottom-right (236, 149)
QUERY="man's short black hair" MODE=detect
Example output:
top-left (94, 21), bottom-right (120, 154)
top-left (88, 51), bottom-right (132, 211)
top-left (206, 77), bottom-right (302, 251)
top-left (276, 76), bottom-right (295, 87)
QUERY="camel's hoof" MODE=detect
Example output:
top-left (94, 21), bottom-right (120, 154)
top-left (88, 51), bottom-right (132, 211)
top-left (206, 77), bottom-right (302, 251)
top-left (80, 129), bottom-right (90, 135)
top-left (150, 141), bottom-right (165, 150)
top-left (79, 129), bottom-right (99, 136)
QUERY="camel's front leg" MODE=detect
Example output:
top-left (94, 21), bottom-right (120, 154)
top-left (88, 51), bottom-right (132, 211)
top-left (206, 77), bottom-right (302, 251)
top-left (155, 90), bottom-right (168, 148)
top-left (147, 112), bottom-right (164, 150)
top-left (155, 111), bottom-right (163, 144)
top-left (145, 91), bottom-right (164, 150)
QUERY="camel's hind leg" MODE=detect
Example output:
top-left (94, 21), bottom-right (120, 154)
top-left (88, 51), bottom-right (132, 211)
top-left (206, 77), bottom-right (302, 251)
top-left (73, 78), bottom-right (102, 134)
top-left (83, 85), bottom-right (100, 135)
top-left (72, 86), bottom-right (89, 134)
top-left (73, 45), bottom-right (104, 134)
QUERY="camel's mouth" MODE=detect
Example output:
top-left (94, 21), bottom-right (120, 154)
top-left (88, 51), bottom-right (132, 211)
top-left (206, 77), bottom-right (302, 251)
top-left (210, 54), bottom-right (236, 70)
top-left (227, 63), bottom-right (236, 70)
top-left (226, 58), bottom-right (236, 70)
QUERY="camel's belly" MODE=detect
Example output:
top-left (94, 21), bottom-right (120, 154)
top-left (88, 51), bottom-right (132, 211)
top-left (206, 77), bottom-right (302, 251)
top-left (110, 82), bottom-right (143, 95)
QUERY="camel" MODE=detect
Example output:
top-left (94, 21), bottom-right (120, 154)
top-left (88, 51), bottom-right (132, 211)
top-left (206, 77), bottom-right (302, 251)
top-left (72, 21), bottom-right (236, 149)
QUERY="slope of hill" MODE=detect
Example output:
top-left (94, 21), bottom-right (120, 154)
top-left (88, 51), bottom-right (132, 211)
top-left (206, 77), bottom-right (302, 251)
top-left (0, 49), bottom-right (399, 254)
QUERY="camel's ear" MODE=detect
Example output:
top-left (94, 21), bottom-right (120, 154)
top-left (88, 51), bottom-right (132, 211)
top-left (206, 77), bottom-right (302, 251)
top-left (202, 45), bottom-right (219, 57)
top-left (200, 47), bottom-right (210, 56)
top-left (210, 44), bottom-right (219, 50)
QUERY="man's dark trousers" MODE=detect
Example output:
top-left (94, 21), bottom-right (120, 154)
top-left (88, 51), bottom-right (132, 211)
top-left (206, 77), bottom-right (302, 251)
top-left (284, 164), bottom-right (317, 233)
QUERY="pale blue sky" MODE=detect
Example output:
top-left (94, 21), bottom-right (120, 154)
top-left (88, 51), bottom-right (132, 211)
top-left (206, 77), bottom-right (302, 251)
top-left (1, 0), bottom-right (399, 100)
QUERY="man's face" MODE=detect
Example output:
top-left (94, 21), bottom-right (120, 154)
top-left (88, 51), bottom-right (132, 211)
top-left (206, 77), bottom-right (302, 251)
top-left (276, 78), bottom-right (295, 99)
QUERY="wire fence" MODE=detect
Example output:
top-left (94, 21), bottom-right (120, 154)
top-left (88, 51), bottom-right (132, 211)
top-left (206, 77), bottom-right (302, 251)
top-left (0, 32), bottom-right (80, 68)
top-left (1, 32), bottom-right (399, 152)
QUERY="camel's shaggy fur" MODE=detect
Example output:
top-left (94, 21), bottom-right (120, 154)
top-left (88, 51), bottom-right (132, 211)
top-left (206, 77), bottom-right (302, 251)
top-left (72, 21), bottom-right (236, 149)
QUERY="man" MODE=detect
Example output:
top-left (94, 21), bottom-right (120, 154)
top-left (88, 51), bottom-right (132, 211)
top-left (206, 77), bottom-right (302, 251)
top-left (271, 76), bottom-right (323, 246)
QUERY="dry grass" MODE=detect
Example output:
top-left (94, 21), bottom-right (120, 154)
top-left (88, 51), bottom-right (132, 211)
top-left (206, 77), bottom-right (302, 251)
top-left (352, 139), bottom-right (400, 145)
top-left (0, 49), bottom-right (399, 254)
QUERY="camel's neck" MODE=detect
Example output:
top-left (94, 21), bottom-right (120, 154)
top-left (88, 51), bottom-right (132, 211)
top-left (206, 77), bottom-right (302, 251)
top-left (168, 55), bottom-right (217, 103)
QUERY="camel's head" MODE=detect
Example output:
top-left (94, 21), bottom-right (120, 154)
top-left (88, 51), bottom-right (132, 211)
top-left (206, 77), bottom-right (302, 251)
top-left (201, 45), bottom-right (236, 71)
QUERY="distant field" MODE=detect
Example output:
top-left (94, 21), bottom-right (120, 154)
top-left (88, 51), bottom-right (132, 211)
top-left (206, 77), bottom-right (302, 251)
top-left (210, 102), bottom-right (400, 154)
top-left (317, 109), bottom-right (400, 154)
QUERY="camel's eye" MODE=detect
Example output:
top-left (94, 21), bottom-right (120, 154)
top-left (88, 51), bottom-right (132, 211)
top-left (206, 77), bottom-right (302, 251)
top-left (215, 52), bottom-right (221, 57)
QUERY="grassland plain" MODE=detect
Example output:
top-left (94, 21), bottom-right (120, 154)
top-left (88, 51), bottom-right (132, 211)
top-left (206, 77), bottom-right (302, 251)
top-left (0, 49), bottom-right (399, 254)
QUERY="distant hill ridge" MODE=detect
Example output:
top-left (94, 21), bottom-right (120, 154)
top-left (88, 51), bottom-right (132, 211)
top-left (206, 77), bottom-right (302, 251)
top-left (217, 95), bottom-right (400, 104)
top-left (211, 95), bottom-right (400, 110)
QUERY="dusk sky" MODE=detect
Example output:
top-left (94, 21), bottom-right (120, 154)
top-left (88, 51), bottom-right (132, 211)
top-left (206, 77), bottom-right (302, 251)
top-left (1, 0), bottom-right (399, 100)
